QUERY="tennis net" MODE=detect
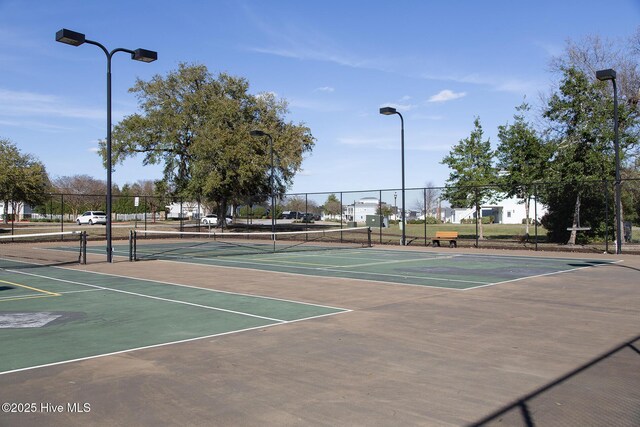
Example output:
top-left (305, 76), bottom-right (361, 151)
top-left (130, 226), bottom-right (372, 261)
top-left (0, 231), bottom-right (87, 269)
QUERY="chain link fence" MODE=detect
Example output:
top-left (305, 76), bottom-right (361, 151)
top-left (1, 178), bottom-right (639, 252)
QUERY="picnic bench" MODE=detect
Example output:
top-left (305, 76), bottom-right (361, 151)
top-left (432, 231), bottom-right (458, 248)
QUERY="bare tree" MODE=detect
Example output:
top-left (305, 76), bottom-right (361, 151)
top-left (52, 175), bottom-right (107, 218)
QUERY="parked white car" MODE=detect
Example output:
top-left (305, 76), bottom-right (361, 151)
top-left (201, 214), bottom-right (233, 225)
top-left (76, 211), bottom-right (107, 225)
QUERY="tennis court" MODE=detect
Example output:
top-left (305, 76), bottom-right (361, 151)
top-left (119, 228), bottom-right (618, 289)
top-left (1, 230), bottom-right (639, 426)
top-left (0, 261), bottom-right (347, 374)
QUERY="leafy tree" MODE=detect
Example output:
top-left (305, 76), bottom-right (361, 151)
top-left (496, 102), bottom-right (550, 236)
top-left (105, 63), bottom-right (314, 225)
top-left (546, 31), bottom-right (640, 243)
top-left (376, 204), bottom-right (393, 217)
top-left (541, 67), bottom-right (637, 244)
top-left (441, 118), bottom-right (496, 239)
top-left (0, 138), bottom-right (50, 222)
top-left (323, 194), bottom-right (341, 219)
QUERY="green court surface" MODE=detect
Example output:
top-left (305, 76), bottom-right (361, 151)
top-left (115, 242), bottom-right (617, 290)
top-left (0, 261), bottom-right (347, 374)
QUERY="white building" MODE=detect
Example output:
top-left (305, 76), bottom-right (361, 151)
top-left (0, 201), bottom-right (34, 221)
top-left (446, 196), bottom-right (547, 224)
top-left (165, 202), bottom-right (205, 220)
top-left (341, 197), bottom-right (382, 223)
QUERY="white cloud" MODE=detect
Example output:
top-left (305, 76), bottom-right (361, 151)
top-left (0, 88), bottom-right (103, 120)
top-left (314, 86), bottom-right (335, 93)
top-left (427, 89), bottom-right (466, 103)
top-left (337, 136), bottom-right (396, 150)
top-left (379, 102), bottom-right (415, 112)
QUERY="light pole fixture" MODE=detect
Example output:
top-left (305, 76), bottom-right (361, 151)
top-left (596, 68), bottom-right (622, 254)
top-left (380, 107), bottom-right (406, 245)
top-left (250, 130), bottom-right (276, 236)
top-left (394, 191), bottom-right (397, 220)
top-left (56, 29), bottom-right (157, 263)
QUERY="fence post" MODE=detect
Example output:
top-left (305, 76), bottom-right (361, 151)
top-left (604, 179), bottom-right (609, 253)
top-left (424, 187), bottom-right (427, 246)
top-left (475, 187), bottom-right (479, 248)
top-left (340, 192), bottom-right (343, 243)
top-left (534, 184), bottom-right (538, 251)
top-left (379, 190), bottom-right (383, 244)
top-left (144, 196), bottom-right (147, 231)
top-left (61, 194), bottom-right (64, 234)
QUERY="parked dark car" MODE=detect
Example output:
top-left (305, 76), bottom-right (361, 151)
top-left (300, 213), bottom-right (315, 222)
top-left (286, 211), bottom-right (303, 219)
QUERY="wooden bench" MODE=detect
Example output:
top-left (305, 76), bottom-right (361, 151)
top-left (432, 231), bottom-right (458, 248)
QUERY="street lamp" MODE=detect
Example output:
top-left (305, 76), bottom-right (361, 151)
top-left (380, 107), bottom-right (406, 245)
top-left (250, 130), bottom-right (276, 236)
top-left (56, 29), bottom-right (157, 263)
top-left (394, 192), bottom-right (397, 220)
top-left (596, 68), bottom-right (622, 254)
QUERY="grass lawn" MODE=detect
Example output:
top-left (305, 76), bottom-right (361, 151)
top-left (369, 222), bottom-right (549, 244)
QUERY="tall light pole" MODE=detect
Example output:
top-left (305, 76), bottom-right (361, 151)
top-left (250, 130), bottom-right (275, 236)
top-left (596, 68), bottom-right (622, 254)
top-left (56, 29), bottom-right (157, 263)
top-left (380, 107), bottom-right (406, 245)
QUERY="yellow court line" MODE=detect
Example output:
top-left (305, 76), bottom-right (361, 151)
top-left (0, 294), bottom-right (59, 303)
top-left (0, 278), bottom-right (61, 297)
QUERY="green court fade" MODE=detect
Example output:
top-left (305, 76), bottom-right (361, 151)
top-left (111, 243), bottom-right (616, 290)
top-left (0, 263), bottom-right (346, 374)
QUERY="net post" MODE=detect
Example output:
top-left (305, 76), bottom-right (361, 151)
top-left (81, 231), bottom-right (87, 264)
top-left (367, 227), bottom-right (372, 247)
top-left (129, 230), bottom-right (133, 262)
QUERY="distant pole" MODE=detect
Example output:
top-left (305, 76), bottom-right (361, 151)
top-left (380, 106), bottom-right (407, 246)
top-left (596, 69), bottom-right (622, 254)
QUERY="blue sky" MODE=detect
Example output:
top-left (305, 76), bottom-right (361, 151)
top-left (1, 0), bottom-right (639, 199)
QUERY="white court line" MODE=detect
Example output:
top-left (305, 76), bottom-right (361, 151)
top-left (463, 259), bottom-right (624, 290)
top-left (328, 255), bottom-right (458, 269)
top-left (0, 310), bottom-right (346, 377)
top-left (159, 255), bottom-right (488, 286)
top-left (1, 257), bottom-right (350, 312)
top-left (5, 269), bottom-right (286, 323)
top-left (69, 268), bottom-right (350, 313)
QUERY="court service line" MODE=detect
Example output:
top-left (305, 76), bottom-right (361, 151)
top-left (330, 255), bottom-right (459, 269)
top-left (192, 258), bottom-right (487, 286)
top-left (5, 269), bottom-right (286, 323)
top-left (251, 255), bottom-right (457, 270)
top-left (462, 259), bottom-right (624, 290)
top-left (162, 255), bottom-right (489, 286)
top-left (60, 266), bottom-right (351, 313)
top-left (0, 310), bottom-right (348, 377)
top-left (151, 257), bottom-right (470, 291)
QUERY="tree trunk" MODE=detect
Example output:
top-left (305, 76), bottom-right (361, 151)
top-left (2, 199), bottom-right (7, 223)
top-left (218, 199), bottom-right (228, 228)
top-left (477, 203), bottom-right (484, 240)
top-left (567, 194), bottom-right (580, 245)
top-left (524, 196), bottom-right (531, 236)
